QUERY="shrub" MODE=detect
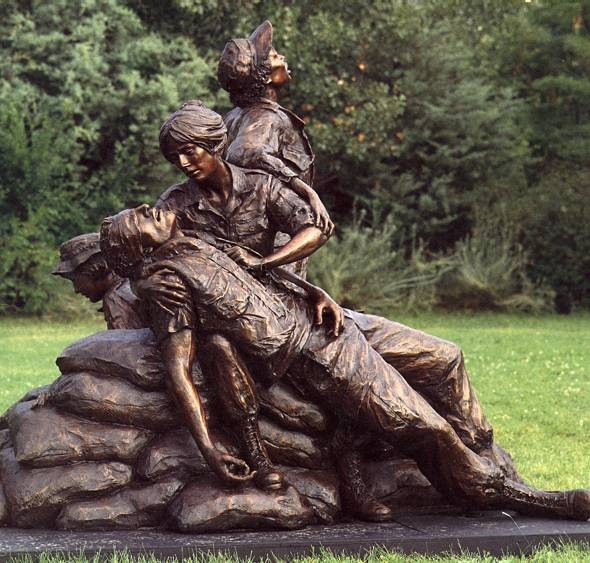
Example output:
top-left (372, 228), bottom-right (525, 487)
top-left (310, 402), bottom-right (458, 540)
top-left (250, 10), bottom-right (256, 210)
top-left (307, 213), bottom-right (449, 314)
top-left (436, 219), bottom-right (554, 312)
top-left (518, 165), bottom-right (590, 312)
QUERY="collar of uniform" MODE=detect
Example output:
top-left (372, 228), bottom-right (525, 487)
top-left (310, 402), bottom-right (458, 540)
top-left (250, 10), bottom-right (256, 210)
top-left (181, 162), bottom-right (258, 215)
top-left (151, 236), bottom-right (201, 262)
top-left (250, 98), bottom-right (306, 129)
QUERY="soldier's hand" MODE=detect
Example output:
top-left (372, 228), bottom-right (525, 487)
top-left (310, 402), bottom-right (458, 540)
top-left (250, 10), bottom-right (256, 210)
top-left (207, 451), bottom-right (253, 483)
top-left (312, 288), bottom-right (344, 337)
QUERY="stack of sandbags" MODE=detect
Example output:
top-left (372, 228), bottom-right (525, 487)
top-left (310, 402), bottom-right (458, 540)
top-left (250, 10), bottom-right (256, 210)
top-left (0, 328), bottom-right (443, 532)
top-left (0, 330), bottom-right (337, 531)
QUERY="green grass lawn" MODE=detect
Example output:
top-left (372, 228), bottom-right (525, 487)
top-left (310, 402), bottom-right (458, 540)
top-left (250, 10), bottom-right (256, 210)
top-left (0, 312), bottom-right (589, 562)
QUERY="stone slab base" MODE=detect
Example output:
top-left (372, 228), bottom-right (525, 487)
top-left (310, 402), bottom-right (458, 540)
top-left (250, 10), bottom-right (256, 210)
top-left (0, 512), bottom-right (589, 560)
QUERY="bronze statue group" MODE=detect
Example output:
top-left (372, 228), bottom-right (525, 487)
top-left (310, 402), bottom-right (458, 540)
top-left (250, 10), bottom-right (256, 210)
top-left (54, 22), bottom-right (590, 525)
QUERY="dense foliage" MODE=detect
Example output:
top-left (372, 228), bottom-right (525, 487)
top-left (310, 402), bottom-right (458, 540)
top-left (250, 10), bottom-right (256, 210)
top-left (0, 0), bottom-right (588, 313)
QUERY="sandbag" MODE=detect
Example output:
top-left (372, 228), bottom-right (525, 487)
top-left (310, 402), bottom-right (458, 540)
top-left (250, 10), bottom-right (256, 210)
top-left (0, 431), bottom-right (132, 528)
top-left (0, 484), bottom-right (8, 528)
top-left (48, 371), bottom-right (180, 430)
top-left (0, 384), bottom-right (51, 431)
top-left (136, 428), bottom-right (237, 481)
top-left (363, 458), bottom-right (446, 510)
top-left (57, 475), bottom-right (185, 531)
top-left (168, 479), bottom-right (314, 532)
top-left (56, 329), bottom-right (164, 389)
top-left (259, 418), bottom-right (332, 470)
top-left (259, 381), bottom-right (328, 434)
top-left (9, 401), bottom-right (152, 468)
top-left (281, 467), bottom-right (341, 523)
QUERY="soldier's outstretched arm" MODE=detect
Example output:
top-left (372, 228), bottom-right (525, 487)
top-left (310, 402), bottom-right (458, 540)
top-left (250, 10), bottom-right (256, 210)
top-left (160, 328), bottom-right (252, 484)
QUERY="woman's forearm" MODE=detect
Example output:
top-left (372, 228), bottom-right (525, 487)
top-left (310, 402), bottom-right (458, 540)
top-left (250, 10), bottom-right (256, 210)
top-left (259, 226), bottom-right (327, 269)
top-left (289, 177), bottom-right (322, 207)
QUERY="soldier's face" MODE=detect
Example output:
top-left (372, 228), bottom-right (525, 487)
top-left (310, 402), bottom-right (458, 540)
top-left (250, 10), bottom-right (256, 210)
top-left (267, 47), bottom-right (291, 86)
top-left (67, 270), bottom-right (108, 303)
top-left (168, 141), bottom-right (219, 182)
top-left (134, 204), bottom-right (177, 248)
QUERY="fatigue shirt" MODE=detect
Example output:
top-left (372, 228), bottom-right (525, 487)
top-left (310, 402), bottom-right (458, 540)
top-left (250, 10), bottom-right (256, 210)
top-left (155, 164), bottom-right (315, 259)
top-left (224, 98), bottom-right (315, 186)
top-left (139, 237), bottom-right (312, 379)
top-left (101, 278), bottom-right (147, 330)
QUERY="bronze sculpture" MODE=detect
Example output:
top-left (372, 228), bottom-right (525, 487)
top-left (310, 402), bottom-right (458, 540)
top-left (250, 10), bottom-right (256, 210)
top-left (215, 20), bottom-right (521, 514)
top-left (53, 233), bottom-right (146, 330)
top-left (98, 202), bottom-right (590, 522)
top-left (0, 21), bottom-right (588, 534)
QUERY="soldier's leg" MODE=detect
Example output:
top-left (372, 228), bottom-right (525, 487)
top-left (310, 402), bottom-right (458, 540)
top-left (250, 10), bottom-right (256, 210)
top-left (331, 420), bottom-right (392, 522)
top-left (291, 320), bottom-right (590, 519)
top-left (199, 333), bottom-right (284, 490)
top-left (345, 309), bottom-right (492, 452)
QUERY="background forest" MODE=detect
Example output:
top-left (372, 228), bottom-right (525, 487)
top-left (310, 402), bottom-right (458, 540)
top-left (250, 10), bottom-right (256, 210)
top-left (1, 0), bottom-right (589, 316)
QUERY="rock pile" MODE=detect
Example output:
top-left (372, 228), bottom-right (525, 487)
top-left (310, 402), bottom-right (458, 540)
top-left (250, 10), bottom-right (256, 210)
top-left (0, 329), bottom-right (444, 531)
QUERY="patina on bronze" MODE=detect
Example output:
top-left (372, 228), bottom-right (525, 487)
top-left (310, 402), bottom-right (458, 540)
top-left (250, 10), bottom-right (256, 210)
top-left (97, 202), bottom-right (590, 524)
top-left (215, 20), bottom-right (520, 519)
top-left (0, 22), bottom-right (588, 534)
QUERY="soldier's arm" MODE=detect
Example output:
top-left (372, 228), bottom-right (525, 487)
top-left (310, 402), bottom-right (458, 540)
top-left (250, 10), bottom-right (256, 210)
top-left (140, 270), bottom-right (252, 483)
top-left (271, 267), bottom-right (344, 337)
top-left (160, 328), bottom-right (252, 483)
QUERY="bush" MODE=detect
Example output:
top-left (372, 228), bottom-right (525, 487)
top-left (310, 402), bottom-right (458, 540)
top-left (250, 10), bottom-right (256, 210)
top-left (307, 212), bottom-right (449, 314)
top-left (0, 93), bottom-right (84, 314)
top-left (518, 165), bottom-right (590, 312)
top-left (436, 219), bottom-right (554, 312)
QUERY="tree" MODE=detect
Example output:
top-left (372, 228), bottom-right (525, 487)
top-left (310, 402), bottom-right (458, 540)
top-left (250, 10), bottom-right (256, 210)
top-left (0, 0), bottom-right (216, 312)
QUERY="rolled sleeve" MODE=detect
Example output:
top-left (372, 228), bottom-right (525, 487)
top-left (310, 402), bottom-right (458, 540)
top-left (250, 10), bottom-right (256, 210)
top-left (142, 272), bottom-right (195, 343)
top-left (267, 179), bottom-right (316, 236)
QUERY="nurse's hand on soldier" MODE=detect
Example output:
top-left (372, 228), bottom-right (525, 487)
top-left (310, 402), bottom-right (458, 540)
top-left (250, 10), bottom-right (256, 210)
top-left (133, 268), bottom-right (186, 314)
top-left (226, 246), bottom-right (263, 269)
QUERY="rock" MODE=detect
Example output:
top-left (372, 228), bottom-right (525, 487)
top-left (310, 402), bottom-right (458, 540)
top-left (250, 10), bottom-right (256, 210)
top-left (259, 418), bottom-right (332, 470)
top-left (363, 458), bottom-right (446, 510)
top-left (259, 381), bottom-right (328, 434)
top-left (57, 475), bottom-right (185, 531)
top-left (48, 371), bottom-right (180, 431)
top-left (8, 401), bottom-right (152, 468)
top-left (136, 428), bottom-right (237, 481)
top-left (168, 479), bottom-right (314, 532)
top-left (0, 432), bottom-right (132, 528)
top-left (56, 329), bottom-right (164, 389)
top-left (282, 467), bottom-right (341, 523)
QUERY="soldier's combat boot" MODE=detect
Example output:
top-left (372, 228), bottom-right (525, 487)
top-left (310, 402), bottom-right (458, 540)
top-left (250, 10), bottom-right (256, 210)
top-left (500, 480), bottom-right (590, 521)
top-left (241, 417), bottom-right (285, 491)
top-left (337, 449), bottom-right (393, 522)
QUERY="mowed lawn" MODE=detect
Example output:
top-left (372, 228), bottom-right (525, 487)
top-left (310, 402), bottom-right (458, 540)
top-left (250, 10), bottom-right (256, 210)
top-left (0, 312), bottom-right (588, 491)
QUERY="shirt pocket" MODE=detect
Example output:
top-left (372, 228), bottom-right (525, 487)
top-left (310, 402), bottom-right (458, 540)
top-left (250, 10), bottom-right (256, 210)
top-left (280, 145), bottom-right (314, 174)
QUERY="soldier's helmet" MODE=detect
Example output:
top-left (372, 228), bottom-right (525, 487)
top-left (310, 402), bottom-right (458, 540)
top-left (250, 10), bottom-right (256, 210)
top-left (52, 233), bottom-right (101, 276)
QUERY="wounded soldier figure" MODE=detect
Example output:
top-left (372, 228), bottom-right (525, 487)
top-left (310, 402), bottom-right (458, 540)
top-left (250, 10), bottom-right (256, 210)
top-left (99, 204), bottom-right (590, 521)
